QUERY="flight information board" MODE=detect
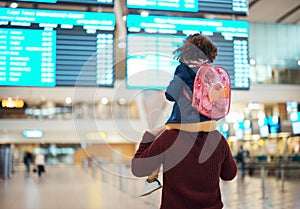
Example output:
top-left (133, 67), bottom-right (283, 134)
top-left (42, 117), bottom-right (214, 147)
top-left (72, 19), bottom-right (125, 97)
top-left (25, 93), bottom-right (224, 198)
top-left (126, 0), bottom-right (248, 15)
top-left (127, 0), bottom-right (198, 12)
top-left (12, 0), bottom-right (114, 6)
top-left (199, 0), bottom-right (248, 15)
top-left (13, 0), bottom-right (57, 3)
top-left (0, 8), bottom-right (115, 87)
top-left (126, 14), bottom-right (249, 90)
top-left (0, 28), bottom-right (56, 87)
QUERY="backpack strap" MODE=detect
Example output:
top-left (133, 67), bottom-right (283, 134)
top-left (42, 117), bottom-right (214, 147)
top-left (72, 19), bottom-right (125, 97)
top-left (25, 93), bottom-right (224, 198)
top-left (182, 87), bottom-right (192, 101)
top-left (182, 62), bottom-right (210, 102)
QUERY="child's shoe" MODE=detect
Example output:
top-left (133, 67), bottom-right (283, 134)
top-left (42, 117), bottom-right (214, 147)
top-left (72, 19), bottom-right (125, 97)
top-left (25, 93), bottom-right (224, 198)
top-left (139, 178), bottom-right (162, 196)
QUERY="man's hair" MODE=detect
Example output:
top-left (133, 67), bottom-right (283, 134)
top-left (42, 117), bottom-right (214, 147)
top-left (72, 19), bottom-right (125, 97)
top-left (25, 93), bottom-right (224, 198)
top-left (173, 33), bottom-right (218, 63)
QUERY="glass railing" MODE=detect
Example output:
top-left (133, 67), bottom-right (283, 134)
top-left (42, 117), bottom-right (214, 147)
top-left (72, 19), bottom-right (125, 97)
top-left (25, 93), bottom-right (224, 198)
top-left (250, 66), bottom-right (300, 85)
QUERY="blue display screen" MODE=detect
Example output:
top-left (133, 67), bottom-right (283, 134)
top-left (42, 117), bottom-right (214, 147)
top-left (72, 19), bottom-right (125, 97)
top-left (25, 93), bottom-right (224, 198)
top-left (15, 0), bottom-right (114, 5)
top-left (0, 8), bottom-right (115, 87)
top-left (126, 0), bottom-right (248, 15)
top-left (258, 117), bottom-right (269, 138)
top-left (127, 0), bottom-right (198, 12)
top-left (23, 129), bottom-right (43, 138)
top-left (0, 8), bottom-right (115, 28)
top-left (218, 123), bottom-right (230, 139)
top-left (126, 34), bottom-right (183, 89)
top-left (17, 0), bottom-right (57, 2)
top-left (0, 28), bottom-right (56, 87)
top-left (259, 126), bottom-right (269, 138)
top-left (292, 121), bottom-right (300, 135)
top-left (268, 116), bottom-right (280, 134)
top-left (198, 0), bottom-right (248, 15)
top-left (126, 14), bottom-right (249, 90)
top-left (290, 112), bottom-right (300, 122)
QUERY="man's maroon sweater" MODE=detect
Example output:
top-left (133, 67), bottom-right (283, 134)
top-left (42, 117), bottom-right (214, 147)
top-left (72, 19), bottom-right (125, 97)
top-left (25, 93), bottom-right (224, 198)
top-left (131, 129), bottom-right (237, 209)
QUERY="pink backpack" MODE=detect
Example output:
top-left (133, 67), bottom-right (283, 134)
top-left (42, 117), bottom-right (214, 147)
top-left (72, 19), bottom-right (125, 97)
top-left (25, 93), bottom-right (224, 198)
top-left (183, 64), bottom-right (231, 119)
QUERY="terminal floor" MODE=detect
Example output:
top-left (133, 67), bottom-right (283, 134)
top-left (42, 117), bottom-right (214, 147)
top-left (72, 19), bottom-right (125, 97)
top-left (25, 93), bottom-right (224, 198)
top-left (0, 165), bottom-right (299, 209)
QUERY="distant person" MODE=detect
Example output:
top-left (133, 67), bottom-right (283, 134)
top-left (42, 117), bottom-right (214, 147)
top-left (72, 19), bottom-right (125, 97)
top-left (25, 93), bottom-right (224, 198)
top-left (138, 33), bottom-right (229, 196)
top-left (236, 145), bottom-right (246, 178)
top-left (23, 151), bottom-right (32, 173)
top-left (34, 153), bottom-right (45, 177)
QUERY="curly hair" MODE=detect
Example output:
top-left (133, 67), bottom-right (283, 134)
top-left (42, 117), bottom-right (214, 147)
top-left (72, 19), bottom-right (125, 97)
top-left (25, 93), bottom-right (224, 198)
top-left (173, 33), bottom-right (218, 63)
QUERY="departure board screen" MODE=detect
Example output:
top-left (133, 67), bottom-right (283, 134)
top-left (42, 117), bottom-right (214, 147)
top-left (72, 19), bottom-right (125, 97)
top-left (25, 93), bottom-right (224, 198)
top-left (13, 0), bottom-right (114, 6)
top-left (126, 0), bottom-right (248, 15)
top-left (15, 0), bottom-right (57, 3)
top-left (0, 28), bottom-right (56, 87)
top-left (126, 14), bottom-right (249, 90)
top-left (0, 8), bottom-right (115, 87)
top-left (127, 0), bottom-right (198, 12)
top-left (198, 0), bottom-right (248, 15)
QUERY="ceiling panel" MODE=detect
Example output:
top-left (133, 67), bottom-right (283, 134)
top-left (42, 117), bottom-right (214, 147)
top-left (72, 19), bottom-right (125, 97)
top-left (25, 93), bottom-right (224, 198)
top-left (279, 6), bottom-right (300, 24)
top-left (247, 0), bottom-right (300, 24)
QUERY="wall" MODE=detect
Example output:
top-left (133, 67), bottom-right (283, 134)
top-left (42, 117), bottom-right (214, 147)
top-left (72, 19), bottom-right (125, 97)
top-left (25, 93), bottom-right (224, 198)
top-left (249, 22), bottom-right (300, 69)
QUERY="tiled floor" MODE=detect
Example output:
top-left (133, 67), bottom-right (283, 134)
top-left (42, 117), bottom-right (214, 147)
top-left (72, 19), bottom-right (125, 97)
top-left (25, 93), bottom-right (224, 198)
top-left (0, 165), bottom-right (299, 209)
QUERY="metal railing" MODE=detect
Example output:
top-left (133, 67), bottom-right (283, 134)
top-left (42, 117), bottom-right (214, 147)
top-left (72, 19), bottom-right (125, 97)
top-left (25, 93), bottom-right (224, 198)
top-left (83, 158), bottom-right (300, 204)
top-left (236, 162), bottom-right (300, 199)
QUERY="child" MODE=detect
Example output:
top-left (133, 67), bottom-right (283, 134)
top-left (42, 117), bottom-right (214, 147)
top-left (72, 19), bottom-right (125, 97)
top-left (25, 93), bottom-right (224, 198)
top-left (139, 33), bottom-right (219, 196)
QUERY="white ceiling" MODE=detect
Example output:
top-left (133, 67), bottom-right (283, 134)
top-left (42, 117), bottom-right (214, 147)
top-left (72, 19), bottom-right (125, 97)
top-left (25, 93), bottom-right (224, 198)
top-left (246, 0), bottom-right (300, 24)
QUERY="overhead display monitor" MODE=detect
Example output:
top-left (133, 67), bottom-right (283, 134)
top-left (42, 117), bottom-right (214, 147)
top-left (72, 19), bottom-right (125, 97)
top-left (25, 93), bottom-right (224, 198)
top-left (233, 121), bottom-right (244, 140)
top-left (292, 121), bottom-right (300, 135)
top-left (13, 0), bottom-right (57, 3)
top-left (23, 129), bottom-right (43, 138)
top-left (126, 0), bottom-right (198, 12)
top-left (290, 112), bottom-right (300, 135)
top-left (12, 0), bottom-right (114, 6)
top-left (0, 28), bottom-right (56, 87)
top-left (126, 14), bottom-right (249, 90)
top-left (217, 123), bottom-right (229, 139)
top-left (258, 117), bottom-right (269, 138)
top-left (198, 0), bottom-right (248, 15)
top-left (0, 8), bottom-right (115, 87)
top-left (268, 116), bottom-right (281, 134)
top-left (126, 0), bottom-right (248, 15)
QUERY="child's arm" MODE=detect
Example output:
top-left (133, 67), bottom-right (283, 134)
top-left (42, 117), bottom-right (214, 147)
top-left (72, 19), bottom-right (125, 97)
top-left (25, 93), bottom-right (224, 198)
top-left (165, 66), bottom-right (187, 101)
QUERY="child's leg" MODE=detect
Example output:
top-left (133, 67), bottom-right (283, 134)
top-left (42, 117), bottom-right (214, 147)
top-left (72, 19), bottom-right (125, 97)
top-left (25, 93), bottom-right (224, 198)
top-left (146, 167), bottom-right (160, 182)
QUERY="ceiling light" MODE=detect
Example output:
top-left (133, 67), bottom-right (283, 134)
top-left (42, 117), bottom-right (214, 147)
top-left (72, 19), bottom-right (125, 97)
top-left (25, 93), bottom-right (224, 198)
top-left (118, 98), bottom-right (126, 105)
top-left (65, 97), bottom-right (72, 104)
top-left (140, 11), bottom-right (149, 17)
top-left (249, 58), bottom-right (256, 65)
top-left (10, 2), bottom-right (19, 8)
top-left (101, 97), bottom-right (109, 105)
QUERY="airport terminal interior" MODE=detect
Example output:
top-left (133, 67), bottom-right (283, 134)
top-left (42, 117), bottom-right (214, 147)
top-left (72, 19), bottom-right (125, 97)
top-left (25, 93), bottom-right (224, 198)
top-left (0, 0), bottom-right (300, 209)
